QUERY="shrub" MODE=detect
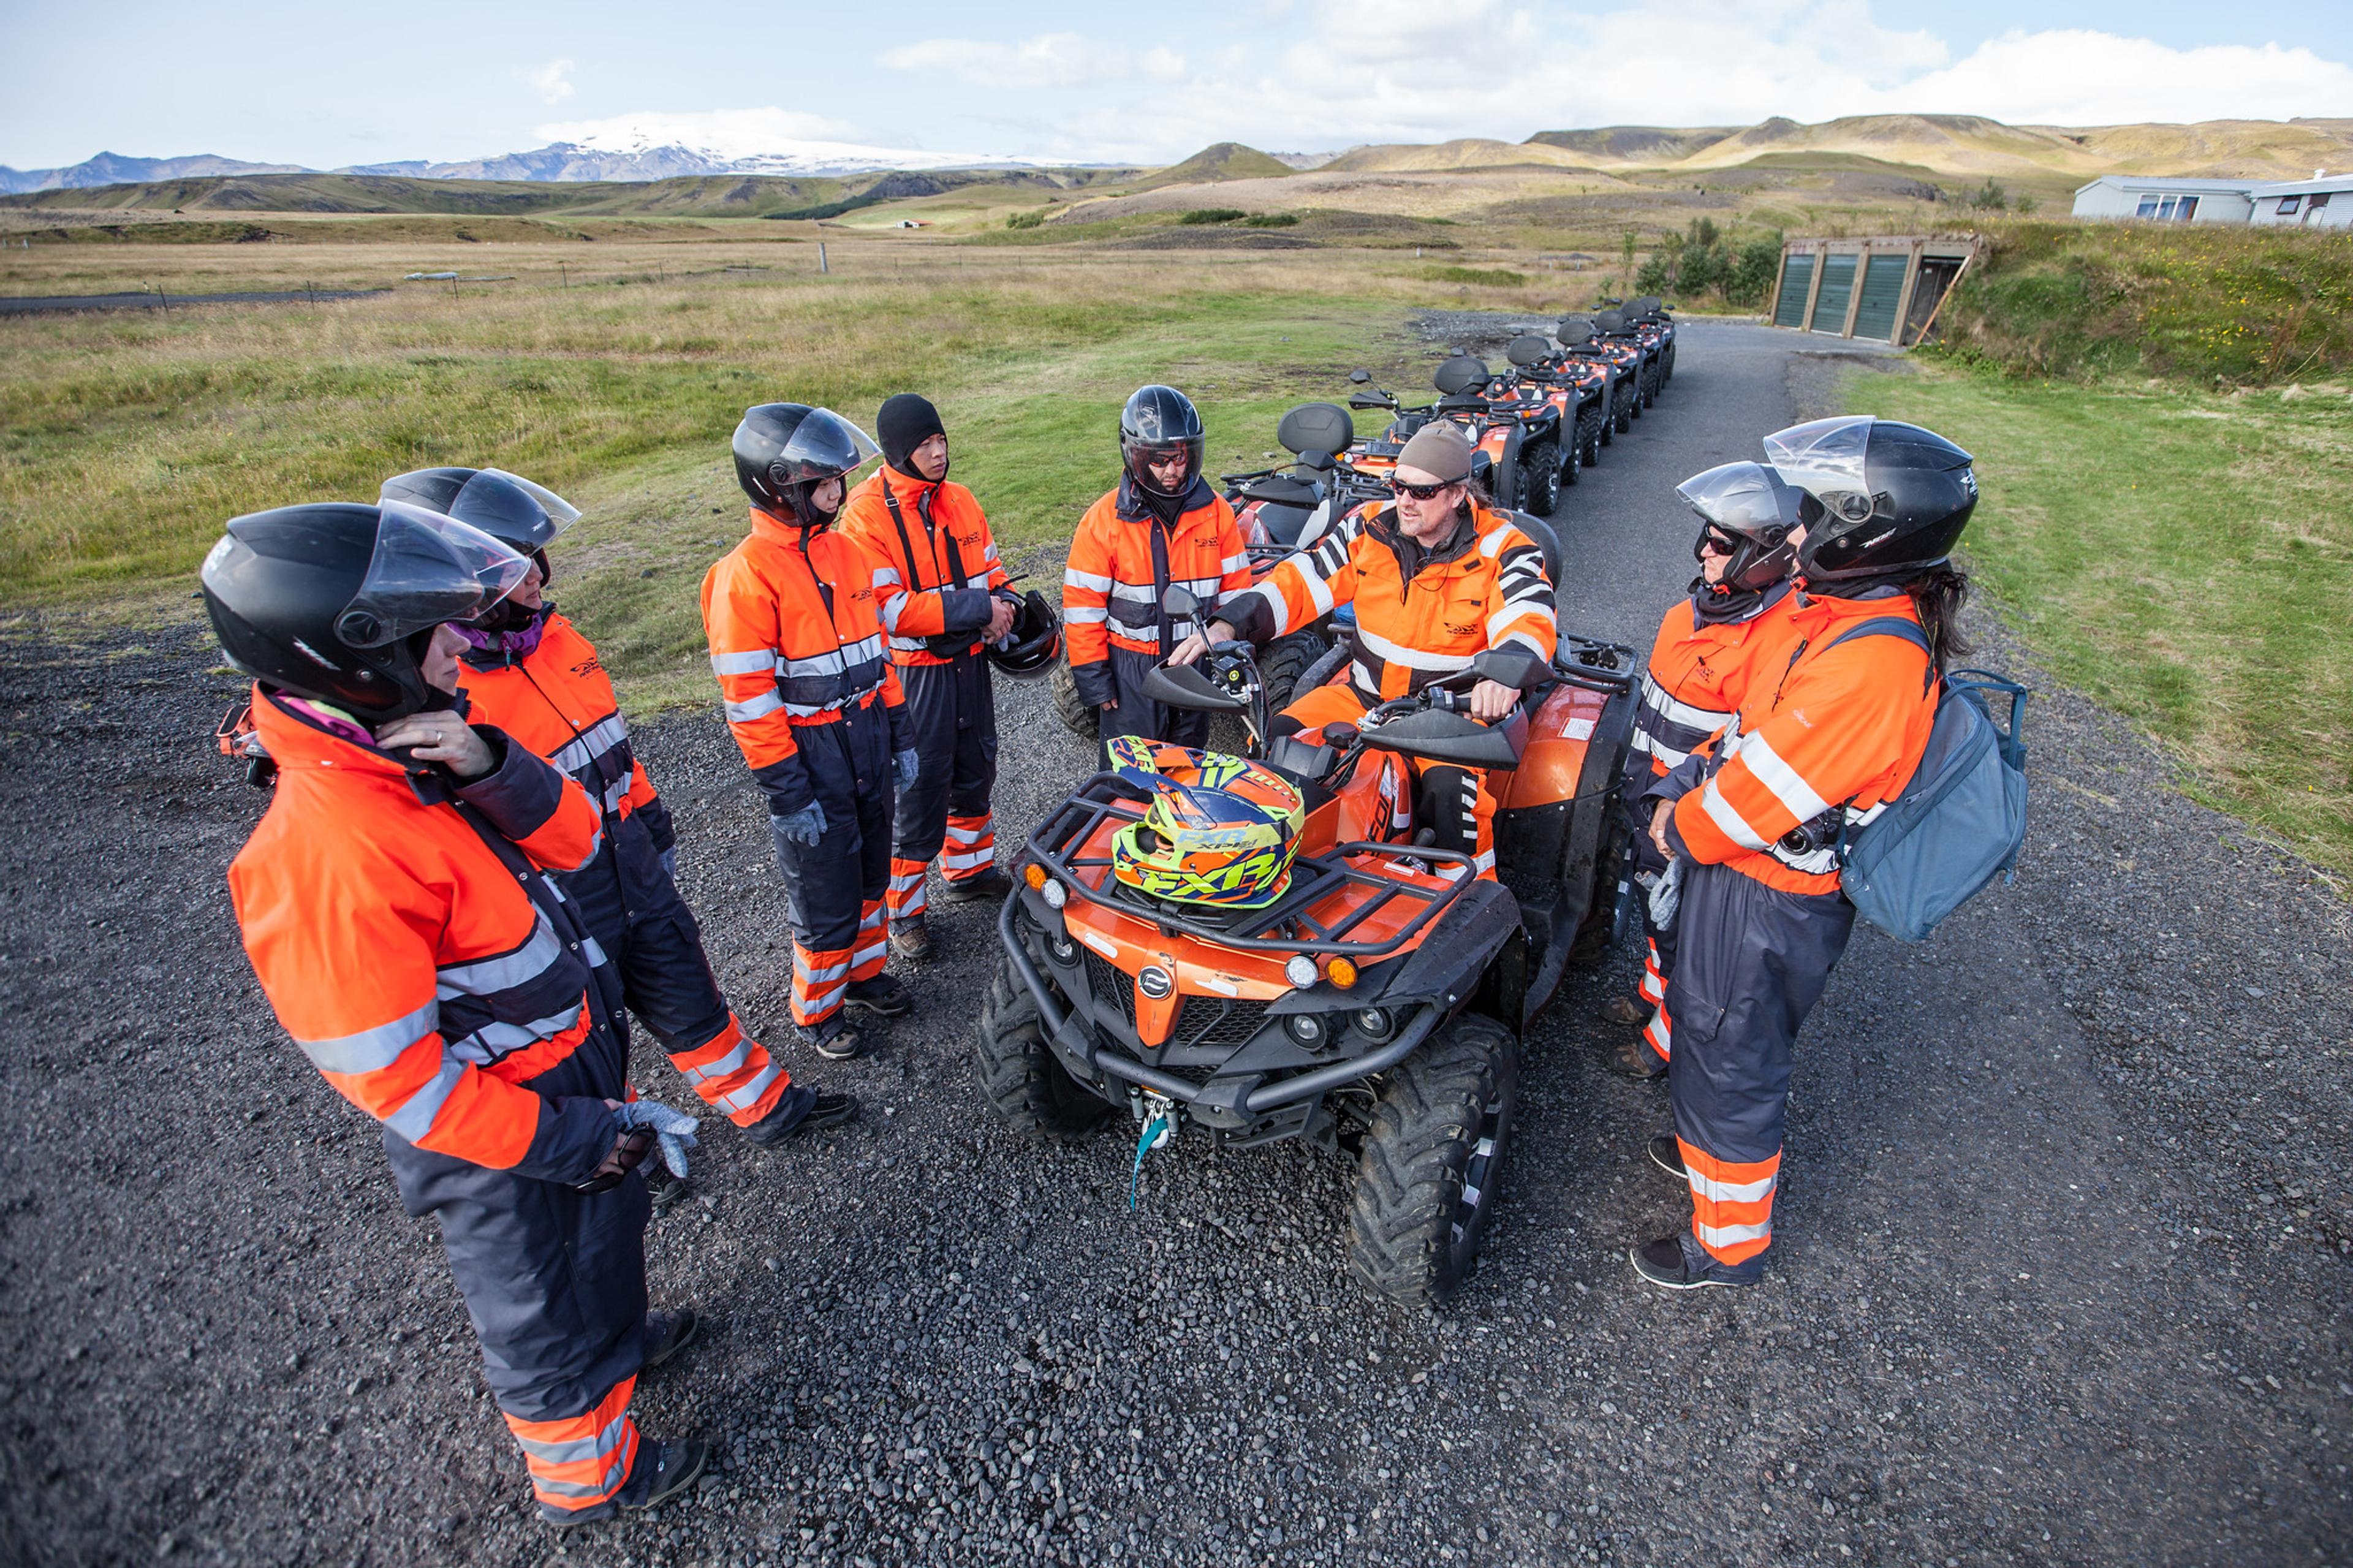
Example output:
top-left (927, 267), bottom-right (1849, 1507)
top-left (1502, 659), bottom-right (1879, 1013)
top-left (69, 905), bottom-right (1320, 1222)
top-left (1423, 265), bottom-right (1528, 287)
top-left (1004, 209), bottom-right (1045, 230)
top-left (1243, 213), bottom-right (1299, 228)
top-left (1180, 208), bottom-right (1246, 225)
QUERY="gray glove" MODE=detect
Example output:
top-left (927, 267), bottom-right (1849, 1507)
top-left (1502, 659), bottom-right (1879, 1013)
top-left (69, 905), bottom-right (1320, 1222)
top-left (892, 748), bottom-right (920, 792)
top-left (771, 801), bottom-right (827, 848)
top-left (1644, 858), bottom-right (1683, 932)
top-left (613, 1099), bottom-right (700, 1180)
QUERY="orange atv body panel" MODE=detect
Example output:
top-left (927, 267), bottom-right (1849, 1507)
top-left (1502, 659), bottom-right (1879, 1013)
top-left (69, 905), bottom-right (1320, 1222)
top-left (1489, 683), bottom-right (1612, 811)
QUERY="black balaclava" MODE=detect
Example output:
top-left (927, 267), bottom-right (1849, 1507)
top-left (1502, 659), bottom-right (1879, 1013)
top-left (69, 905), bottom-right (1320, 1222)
top-left (877, 393), bottom-right (948, 480)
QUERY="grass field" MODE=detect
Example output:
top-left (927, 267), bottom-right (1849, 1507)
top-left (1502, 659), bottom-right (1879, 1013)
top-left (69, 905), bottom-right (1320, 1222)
top-left (1847, 362), bottom-right (2353, 879)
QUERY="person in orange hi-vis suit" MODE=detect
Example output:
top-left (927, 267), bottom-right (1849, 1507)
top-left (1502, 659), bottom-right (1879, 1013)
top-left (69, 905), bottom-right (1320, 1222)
top-left (838, 395), bottom-right (1020, 961)
top-left (1177, 422), bottom-right (1556, 882)
top-left (1063, 385), bottom-right (1251, 763)
top-left (206, 500), bottom-right (708, 1528)
top-left (382, 467), bottom-right (858, 1148)
top-left (1629, 417), bottom-right (1980, 1290)
top-left (1602, 461), bottom-right (1806, 1081)
top-left (703, 404), bottom-right (920, 1062)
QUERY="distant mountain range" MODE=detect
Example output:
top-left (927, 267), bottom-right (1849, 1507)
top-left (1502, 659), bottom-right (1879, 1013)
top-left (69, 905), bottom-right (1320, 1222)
top-left (0, 151), bottom-right (306, 194)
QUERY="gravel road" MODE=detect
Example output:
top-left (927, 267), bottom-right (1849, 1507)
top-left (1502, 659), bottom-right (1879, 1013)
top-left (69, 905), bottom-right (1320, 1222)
top-left (4, 322), bottom-right (2346, 1568)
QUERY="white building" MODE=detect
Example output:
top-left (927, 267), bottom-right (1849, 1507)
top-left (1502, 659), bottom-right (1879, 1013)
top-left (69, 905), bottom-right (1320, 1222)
top-left (2073, 172), bottom-right (2353, 228)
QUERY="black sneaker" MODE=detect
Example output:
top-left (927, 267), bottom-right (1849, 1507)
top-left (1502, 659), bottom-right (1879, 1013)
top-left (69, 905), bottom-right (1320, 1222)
top-left (939, 867), bottom-right (1013, 904)
top-left (888, 918), bottom-right (934, 962)
top-left (844, 974), bottom-right (913, 1017)
top-left (1647, 1134), bottom-right (1687, 1181)
top-left (641, 1308), bottom-right (699, 1373)
top-left (741, 1086), bottom-right (862, 1146)
top-left (1628, 1231), bottom-right (1764, 1292)
top-left (540, 1435), bottom-right (708, 1529)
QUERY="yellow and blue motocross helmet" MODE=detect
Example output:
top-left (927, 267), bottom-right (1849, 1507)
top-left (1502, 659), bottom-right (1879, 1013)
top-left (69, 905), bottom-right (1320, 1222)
top-left (1105, 737), bottom-right (1305, 909)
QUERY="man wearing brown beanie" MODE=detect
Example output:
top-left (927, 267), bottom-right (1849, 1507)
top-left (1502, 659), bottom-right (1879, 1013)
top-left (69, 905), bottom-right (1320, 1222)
top-left (839, 394), bottom-right (1018, 961)
top-left (1175, 421), bottom-right (1556, 878)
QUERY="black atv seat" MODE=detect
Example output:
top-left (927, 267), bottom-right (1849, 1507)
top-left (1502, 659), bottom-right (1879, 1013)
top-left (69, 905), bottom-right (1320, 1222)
top-left (1506, 334), bottom-right (1554, 369)
top-left (1431, 355), bottom-right (1490, 396)
top-left (1278, 401), bottom-right (1355, 459)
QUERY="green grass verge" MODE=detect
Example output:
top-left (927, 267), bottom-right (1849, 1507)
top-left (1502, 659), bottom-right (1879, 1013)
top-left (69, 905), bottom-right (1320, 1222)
top-left (1844, 362), bottom-right (2353, 879)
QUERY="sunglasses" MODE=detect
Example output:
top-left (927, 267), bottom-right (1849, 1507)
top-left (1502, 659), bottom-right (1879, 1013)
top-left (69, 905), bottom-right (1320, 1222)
top-left (1697, 527), bottom-right (1738, 556)
top-left (1390, 478), bottom-right (1458, 501)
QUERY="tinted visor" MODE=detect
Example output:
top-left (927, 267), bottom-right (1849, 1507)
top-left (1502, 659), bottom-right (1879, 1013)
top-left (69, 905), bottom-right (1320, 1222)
top-left (456, 469), bottom-right (580, 550)
top-left (1763, 415), bottom-right (1877, 523)
top-left (776, 409), bottom-right (881, 485)
top-left (336, 501), bottom-right (531, 649)
top-left (1675, 461), bottom-right (1799, 538)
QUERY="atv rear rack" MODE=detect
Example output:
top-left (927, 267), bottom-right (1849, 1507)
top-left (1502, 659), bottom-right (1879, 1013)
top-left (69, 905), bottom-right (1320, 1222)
top-left (1025, 772), bottom-right (1475, 960)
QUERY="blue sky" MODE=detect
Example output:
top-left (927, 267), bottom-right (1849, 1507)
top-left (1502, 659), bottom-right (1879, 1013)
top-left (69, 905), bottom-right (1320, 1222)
top-left (3, 1), bottom-right (2348, 169)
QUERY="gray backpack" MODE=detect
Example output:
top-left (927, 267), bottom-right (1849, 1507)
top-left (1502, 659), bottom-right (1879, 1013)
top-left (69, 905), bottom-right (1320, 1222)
top-left (1822, 618), bottom-right (2029, 942)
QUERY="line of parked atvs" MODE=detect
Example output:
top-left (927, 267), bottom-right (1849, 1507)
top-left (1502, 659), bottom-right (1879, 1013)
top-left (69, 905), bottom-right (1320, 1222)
top-left (1051, 297), bottom-right (1678, 738)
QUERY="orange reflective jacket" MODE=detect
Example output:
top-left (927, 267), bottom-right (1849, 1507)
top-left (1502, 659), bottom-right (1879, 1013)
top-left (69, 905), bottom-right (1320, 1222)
top-left (702, 509), bottom-right (908, 812)
top-left (227, 689), bottom-right (619, 1181)
top-left (1230, 500), bottom-right (1556, 703)
top-left (1669, 593), bottom-right (1938, 895)
top-left (1629, 586), bottom-right (1801, 778)
top-left (1063, 478), bottom-right (1249, 670)
top-left (838, 467), bottom-right (1009, 667)
top-left (455, 613), bottom-right (658, 822)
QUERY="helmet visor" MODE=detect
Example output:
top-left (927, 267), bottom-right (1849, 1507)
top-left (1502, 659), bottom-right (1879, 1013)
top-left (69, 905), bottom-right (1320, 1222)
top-left (338, 501), bottom-right (531, 648)
top-left (1763, 415), bottom-right (1877, 523)
top-left (463, 468), bottom-right (580, 549)
top-left (776, 409), bottom-right (881, 485)
top-left (1675, 461), bottom-right (1798, 537)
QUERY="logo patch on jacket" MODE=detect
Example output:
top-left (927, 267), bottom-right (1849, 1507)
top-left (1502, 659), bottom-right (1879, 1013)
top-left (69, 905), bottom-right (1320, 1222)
top-left (1446, 619), bottom-right (1479, 637)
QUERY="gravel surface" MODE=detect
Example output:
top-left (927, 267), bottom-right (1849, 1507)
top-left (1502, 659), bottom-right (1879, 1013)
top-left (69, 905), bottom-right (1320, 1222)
top-left (4, 322), bottom-right (2346, 1567)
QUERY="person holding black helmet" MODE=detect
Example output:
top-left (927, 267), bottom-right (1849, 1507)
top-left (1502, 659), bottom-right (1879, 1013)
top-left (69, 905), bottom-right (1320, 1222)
top-left (837, 395), bottom-right (1018, 961)
top-left (381, 467), bottom-right (854, 1143)
top-left (1062, 385), bottom-right (1251, 759)
top-left (703, 404), bottom-right (919, 1061)
top-left (208, 501), bottom-right (708, 1527)
top-left (1602, 461), bottom-right (1805, 1081)
top-left (1631, 416), bottom-right (1977, 1290)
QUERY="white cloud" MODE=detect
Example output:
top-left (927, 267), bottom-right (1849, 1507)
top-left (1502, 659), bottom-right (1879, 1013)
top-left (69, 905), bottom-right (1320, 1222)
top-left (524, 58), bottom-right (575, 106)
top-left (1895, 31), bottom-right (2353, 126)
top-left (1140, 47), bottom-right (1188, 82)
top-left (881, 32), bottom-right (1137, 89)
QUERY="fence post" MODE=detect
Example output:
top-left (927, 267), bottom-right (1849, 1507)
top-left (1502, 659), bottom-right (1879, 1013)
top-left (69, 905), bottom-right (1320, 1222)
top-left (818, 242), bottom-right (828, 275)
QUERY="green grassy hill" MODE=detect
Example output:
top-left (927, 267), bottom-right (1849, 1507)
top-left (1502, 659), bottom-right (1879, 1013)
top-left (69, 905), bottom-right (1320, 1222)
top-left (1131, 143), bottom-right (1296, 192)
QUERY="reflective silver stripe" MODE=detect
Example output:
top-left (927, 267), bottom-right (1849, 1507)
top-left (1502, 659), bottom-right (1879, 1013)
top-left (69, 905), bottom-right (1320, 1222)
top-left (711, 1061), bottom-right (783, 1117)
top-left (1698, 779), bottom-right (1771, 850)
top-left (296, 1001), bottom-right (439, 1077)
top-left (599, 775), bottom-right (632, 814)
top-left (579, 937), bottom-right (609, 969)
top-left (709, 649), bottom-right (774, 676)
top-left (782, 678), bottom-right (884, 718)
top-left (1496, 626), bottom-right (1555, 660)
top-left (724, 690), bottom-right (785, 722)
top-left (1732, 731), bottom-right (1830, 822)
top-left (781, 639), bottom-right (882, 678)
top-left (1351, 659), bottom-right (1381, 692)
top-left (1356, 626), bottom-right (1474, 672)
top-left (683, 1039), bottom-right (752, 1085)
top-left (437, 918), bottom-right (564, 999)
top-left (887, 869), bottom-right (926, 890)
top-left (548, 714), bottom-right (627, 776)
top-left (1640, 672), bottom-right (1730, 732)
top-left (1248, 580), bottom-right (1297, 635)
top-left (1063, 568), bottom-right (1113, 592)
top-left (870, 566), bottom-right (901, 589)
top-left (888, 634), bottom-right (930, 652)
top-left (1686, 1167), bottom-right (1777, 1204)
top-left (381, 1055), bottom-right (466, 1143)
top-left (1063, 606), bottom-right (1108, 624)
top-left (797, 956), bottom-right (851, 985)
top-left (940, 847), bottom-right (993, 872)
top-left (447, 1003), bottom-right (585, 1066)
top-left (1694, 1217), bottom-right (1771, 1248)
top-left (513, 1411), bottom-right (632, 1466)
top-left (1630, 732), bottom-right (1692, 768)
top-left (1219, 553), bottom-right (1249, 575)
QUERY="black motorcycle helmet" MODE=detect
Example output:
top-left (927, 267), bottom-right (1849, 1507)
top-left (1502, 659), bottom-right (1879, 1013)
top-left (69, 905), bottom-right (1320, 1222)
top-left (985, 589), bottom-right (1063, 681)
top-left (379, 466), bottom-right (579, 568)
top-left (1674, 461), bottom-right (1802, 593)
top-left (1762, 415), bottom-right (1977, 584)
top-left (200, 501), bottom-right (530, 721)
top-left (734, 403), bottom-right (880, 525)
top-left (1120, 385), bottom-right (1205, 499)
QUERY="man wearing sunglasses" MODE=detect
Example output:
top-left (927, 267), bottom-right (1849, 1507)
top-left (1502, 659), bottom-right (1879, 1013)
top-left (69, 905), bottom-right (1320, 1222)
top-left (1172, 422), bottom-right (1556, 879)
top-left (1601, 461), bottom-right (1805, 1080)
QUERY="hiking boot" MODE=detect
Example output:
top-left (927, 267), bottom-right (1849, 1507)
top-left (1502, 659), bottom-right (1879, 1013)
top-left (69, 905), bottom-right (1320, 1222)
top-left (1605, 1035), bottom-right (1669, 1081)
top-left (641, 1308), bottom-right (699, 1373)
top-left (1598, 995), bottom-right (1647, 1026)
top-left (1647, 1134), bottom-right (1688, 1182)
top-left (888, 918), bottom-right (934, 962)
top-left (741, 1086), bottom-right (862, 1146)
top-left (806, 1017), bottom-right (864, 1061)
top-left (844, 974), bottom-right (913, 1017)
top-left (540, 1435), bottom-right (708, 1529)
top-left (1628, 1231), bottom-right (1764, 1292)
top-left (939, 867), bottom-right (1014, 904)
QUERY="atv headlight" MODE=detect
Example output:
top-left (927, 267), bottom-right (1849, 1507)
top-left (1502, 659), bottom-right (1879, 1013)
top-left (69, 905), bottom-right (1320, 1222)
top-left (1040, 877), bottom-right (1067, 911)
top-left (1283, 1013), bottom-right (1326, 1047)
top-left (1354, 1006), bottom-right (1396, 1042)
top-left (1283, 955), bottom-right (1317, 990)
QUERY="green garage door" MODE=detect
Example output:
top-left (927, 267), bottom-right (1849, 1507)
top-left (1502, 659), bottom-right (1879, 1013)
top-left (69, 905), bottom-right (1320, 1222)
top-left (1851, 253), bottom-right (1910, 341)
top-left (1773, 255), bottom-right (1813, 327)
top-left (1809, 254), bottom-right (1857, 333)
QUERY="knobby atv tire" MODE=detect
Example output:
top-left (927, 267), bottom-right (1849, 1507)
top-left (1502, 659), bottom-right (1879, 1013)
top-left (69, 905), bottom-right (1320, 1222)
top-left (975, 958), bottom-right (1110, 1138)
top-left (1050, 661), bottom-right (1099, 743)
top-left (1520, 441), bottom-right (1561, 517)
top-left (1613, 384), bottom-right (1635, 436)
top-left (1346, 1014), bottom-right (1521, 1308)
top-left (1259, 629), bottom-right (1326, 714)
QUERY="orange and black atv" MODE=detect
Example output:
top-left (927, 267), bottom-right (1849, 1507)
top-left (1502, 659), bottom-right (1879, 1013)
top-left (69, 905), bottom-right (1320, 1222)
top-left (980, 583), bottom-right (1637, 1305)
top-left (1343, 357), bottom-right (1568, 518)
top-left (1499, 333), bottom-right (1610, 483)
top-left (1556, 313), bottom-right (1645, 439)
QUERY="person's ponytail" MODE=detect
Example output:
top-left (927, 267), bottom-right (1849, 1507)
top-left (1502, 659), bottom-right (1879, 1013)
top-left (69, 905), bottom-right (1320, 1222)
top-left (1904, 563), bottom-right (1971, 674)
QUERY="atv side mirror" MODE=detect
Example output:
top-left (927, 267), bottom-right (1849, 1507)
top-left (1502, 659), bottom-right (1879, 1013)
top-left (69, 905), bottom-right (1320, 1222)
top-left (1141, 662), bottom-right (1246, 712)
top-left (1162, 585), bottom-right (1202, 619)
top-left (1471, 646), bottom-right (1549, 692)
top-left (1349, 369), bottom-right (1371, 384)
top-left (1348, 396), bottom-right (1389, 410)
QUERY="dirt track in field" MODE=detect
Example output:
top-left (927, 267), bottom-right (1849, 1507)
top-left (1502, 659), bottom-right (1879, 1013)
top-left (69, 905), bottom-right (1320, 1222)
top-left (2, 321), bottom-right (2347, 1567)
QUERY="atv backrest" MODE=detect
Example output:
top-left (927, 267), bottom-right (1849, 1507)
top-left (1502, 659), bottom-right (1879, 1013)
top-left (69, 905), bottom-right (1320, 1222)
top-left (1432, 355), bottom-right (1490, 396)
top-left (1278, 401), bottom-right (1355, 459)
top-left (1594, 309), bottom-right (1626, 335)
top-left (1556, 314), bottom-right (1594, 343)
top-left (1506, 334), bottom-right (1553, 368)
